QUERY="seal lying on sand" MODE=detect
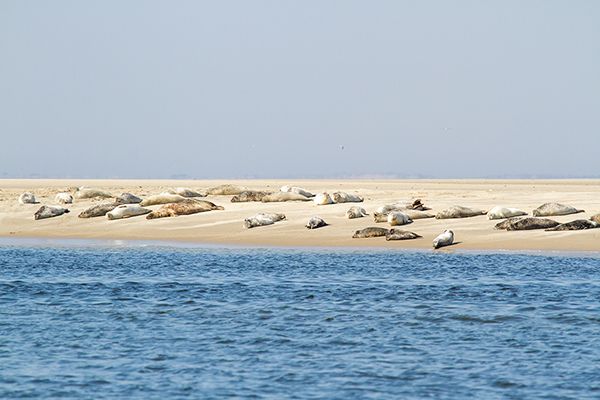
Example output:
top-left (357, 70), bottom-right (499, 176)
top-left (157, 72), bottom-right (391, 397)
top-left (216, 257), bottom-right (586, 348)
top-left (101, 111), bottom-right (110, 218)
top-left (314, 193), bottom-right (334, 205)
top-left (433, 230), bottom-right (454, 249)
top-left (591, 214), bottom-right (600, 224)
top-left (494, 217), bottom-right (559, 231)
top-left (18, 192), bottom-right (38, 204)
top-left (385, 229), bottom-right (422, 241)
top-left (376, 199), bottom-right (429, 214)
top-left (332, 192), bottom-right (363, 203)
top-left (205, 184), bottom-right (248, 196)
top-left (280, 185), bottom-right (314, 198)
top-left (545, 220), bottom-right (599, 231)
top-left (244, 213), bottom-right (286, 229)
top-left (107, 204), bottom-right (151, 220)
top-left (352, 227), bottom-right (390, 238)
top-left (435, 206), bottom-right (486, 219)
top-left (261, 192), bottom-right (311, 202)
top-left (147, 200), bottom-right (224, 220)
top-left (306, 216), bottom-right (328, 229)
top-left (387, 211), bottom-right (412, 226)
top-left (55, 192), bottom-right (73, 204)
top-left (374, 209), bottom-right (433, 222)
top-left (74, 187), bottom-right (113, 199)
top-left (34, 205), bottom-right (70, 220)
top-left (78, 203), bottom-right (118, 218)
top-left (346, 206), bottom-right (368, 219)
top-left (115, 193), bottom-right (143, 204)
top-left (532, 203), bottom-right (584, 217)
top-left (487, 206), bottom-right (527, 220)
top-left (231, 191), bottom-right (272, 202)
top-left (168, 187), bottom-right (205, 198)
top-left (139, 193), bottom-right (187, 207)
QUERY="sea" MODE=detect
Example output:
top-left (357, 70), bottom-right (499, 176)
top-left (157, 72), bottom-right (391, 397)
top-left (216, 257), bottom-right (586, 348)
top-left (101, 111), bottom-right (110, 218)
top-left (1, 240), bottom-right (600, 399)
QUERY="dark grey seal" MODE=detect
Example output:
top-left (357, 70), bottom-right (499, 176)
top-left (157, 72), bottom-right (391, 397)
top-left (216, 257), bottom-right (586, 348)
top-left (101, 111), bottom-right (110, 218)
top-left (115, 193), bottom-right (143, 205)
top-left (495, 217), bottom-right (559, 231)
top-left (352, 227), bottom-right (390, 238)
top-left (385, 229), bottom-right (422, 241)
top-left (34, 205), bottom-right (70, 220)
top-left (78, 203), bottom-right (119, 218)
top-left (545, 219), bottom-right (599, 231)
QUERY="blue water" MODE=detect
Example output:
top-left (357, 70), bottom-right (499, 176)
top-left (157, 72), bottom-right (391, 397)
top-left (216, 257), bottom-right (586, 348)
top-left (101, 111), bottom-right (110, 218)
top-left (1, 245), bottom-right (600, 399)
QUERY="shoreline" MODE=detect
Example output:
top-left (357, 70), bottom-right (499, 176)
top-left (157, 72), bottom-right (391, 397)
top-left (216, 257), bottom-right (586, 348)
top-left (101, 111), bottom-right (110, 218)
top-left (1, 178), bottom-right (599, 253)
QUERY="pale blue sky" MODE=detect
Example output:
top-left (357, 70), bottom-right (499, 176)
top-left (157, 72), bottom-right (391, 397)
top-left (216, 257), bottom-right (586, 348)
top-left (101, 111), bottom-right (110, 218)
top-left (1, 1), bottom-right (598, 178)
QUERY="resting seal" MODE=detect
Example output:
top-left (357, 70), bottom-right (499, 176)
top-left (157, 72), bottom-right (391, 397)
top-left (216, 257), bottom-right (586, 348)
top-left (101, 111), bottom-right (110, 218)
top-left (261, 192), bottom-right (311, 202)
top-left (494, 217), bottom-right (559, 231)
top-left (532, 203), bottom-right (584, 217)
top-left (387, 211), bottom-right (412, 226)
top-left (205, 184), bottom-right (248, 195)
top-left (352, 227), bottom-right (390, 238)
top-left (376, 199), bottom-right (429, 214)
top-left (147, 200), bottom-right (224, 219)
top-left (346, 206), bottom-right (368, 219)
top-left (78, 203), bottom-right (118, 218)
top-left (314, 193), bottom-right (334, 205)
top-left (231, 191), bottom-right (272, 202)
top-left (591, 214), bottom-right (600, 224)
top-left (433, 230), bottom-right (454, 249)
top-left (386, 229), bottom-right (422, 241)
top-left (18, 192), bottom-right (38, 204)
top-left (115, 193), bottom-right (143, 204)
top-left (435, 206), bottom-right (486, 219)
top-left (244, 213), bottom-right (286, 229)
top-left (545, 219), bottom-right (599, 231)
top-left (34, 205), bottom-right (70, 220)
top-left (332, 192), bottom-right (363, 203)
top-left (54, 192), bottom-right (73, 204)
top-left (306, 216), bottom-right (328, 229)
top-left (107, 204), bottom-right (151, 220)
top-left (139, 193), bottom-right (187, 207)
top-left (74, 187), bottom-right (113, 199)
top-left (280, 186), bottom-right (315, 198)
top-left (168, 187), bottom-right (205, 198)
top-left (487, 206), bottom-right (527, 220)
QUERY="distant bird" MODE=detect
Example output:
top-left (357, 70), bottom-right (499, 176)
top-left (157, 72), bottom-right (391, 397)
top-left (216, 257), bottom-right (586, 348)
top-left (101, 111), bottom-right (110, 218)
top-left (340, 145), bottom-right (345, 151)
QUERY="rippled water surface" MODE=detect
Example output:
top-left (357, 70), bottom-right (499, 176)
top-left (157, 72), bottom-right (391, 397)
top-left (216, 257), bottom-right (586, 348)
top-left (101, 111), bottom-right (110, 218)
top-left (1, 245), bottom-right (600, 399)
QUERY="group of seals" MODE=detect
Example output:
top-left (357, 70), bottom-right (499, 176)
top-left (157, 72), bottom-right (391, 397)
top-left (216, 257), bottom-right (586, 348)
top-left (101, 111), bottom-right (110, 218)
top-left (314, 192), bottom-right (363, 205)
top-left (351, 227), bottom-right (423, 242)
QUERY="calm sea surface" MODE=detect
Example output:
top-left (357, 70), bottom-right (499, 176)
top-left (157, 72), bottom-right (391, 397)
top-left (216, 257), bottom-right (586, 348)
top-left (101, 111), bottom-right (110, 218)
top-left (1, 243), bottom-right (600, 399)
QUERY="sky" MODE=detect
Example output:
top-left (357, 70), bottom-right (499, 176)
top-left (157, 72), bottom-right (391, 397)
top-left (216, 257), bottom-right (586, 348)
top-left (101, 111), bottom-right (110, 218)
top-left (1, 1), bottom-right (599, 179)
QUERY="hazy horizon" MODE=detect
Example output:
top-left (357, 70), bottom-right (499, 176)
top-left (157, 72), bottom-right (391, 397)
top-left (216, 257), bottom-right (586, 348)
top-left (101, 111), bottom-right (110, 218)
top-left (1, 1), bottom-right (599, 179)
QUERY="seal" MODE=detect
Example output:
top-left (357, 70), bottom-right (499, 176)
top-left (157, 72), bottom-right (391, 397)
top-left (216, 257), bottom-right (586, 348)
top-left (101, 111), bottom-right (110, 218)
top-left (74, 187), bottom-right (113, 199)
top-left (494, 217), bottom-right (559, 231)
top-left (78, 203), bottom-right (118, 218)
top-left (487, 206), bottom-right (527, 220)
top-left (280, 186), bottom-right (315, 198)
top-left (139, 193), bottom-right (187, 207)
top-left (376, 199), bottom-right (429, 214)
top-left (306, 216), bottom-right (328, 229)
top-left (147, 200), bottom-right (224, 219)
top-left (591, 214), bottom-right (600, 224)
top-left (168, 187), bottom-right (205, 198)
top-left (244, 213), bottom-right (286, 229)
top-left (205, 185), bottom-right (248, 196)
top-left (435, 206), bottom-right (486, 219)
top-left (352, 227), bottom-right (390, 238)
top-left (18, 192), bottom-right (38, 204)
top-left (54, 192), bottom-right (73, 204)
top-left (346, 206), bottom-right (368, 219)
top-left (107, 204), bottom-right (151, 220)
top-left (332, 192), bottom-right (363, 203)
top-left (532, 203), bottom-right (584, 217)
top-left (231, 191), bottom-right (272, 202)
top-left (115, 193), bottom-right (143, 205)
top-left (34, 205), bottom-right (70, 220)
top-left (387, 211), bottom-right (412, 226)
top-left (314, 193), bottom-right (334, 205)
top-left (385, 229), bottom-right (422, 241)
top-left (433, 230), bottom-right (454, 249)
top-left (261, 192), bottom-right (311, 202)
top-left (545, 219), bottom-right (599, 231)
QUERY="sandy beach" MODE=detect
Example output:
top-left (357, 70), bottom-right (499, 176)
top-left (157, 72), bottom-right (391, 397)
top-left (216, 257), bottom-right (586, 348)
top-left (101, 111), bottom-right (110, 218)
top-left (0, 179), bottom-right (599, 252)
